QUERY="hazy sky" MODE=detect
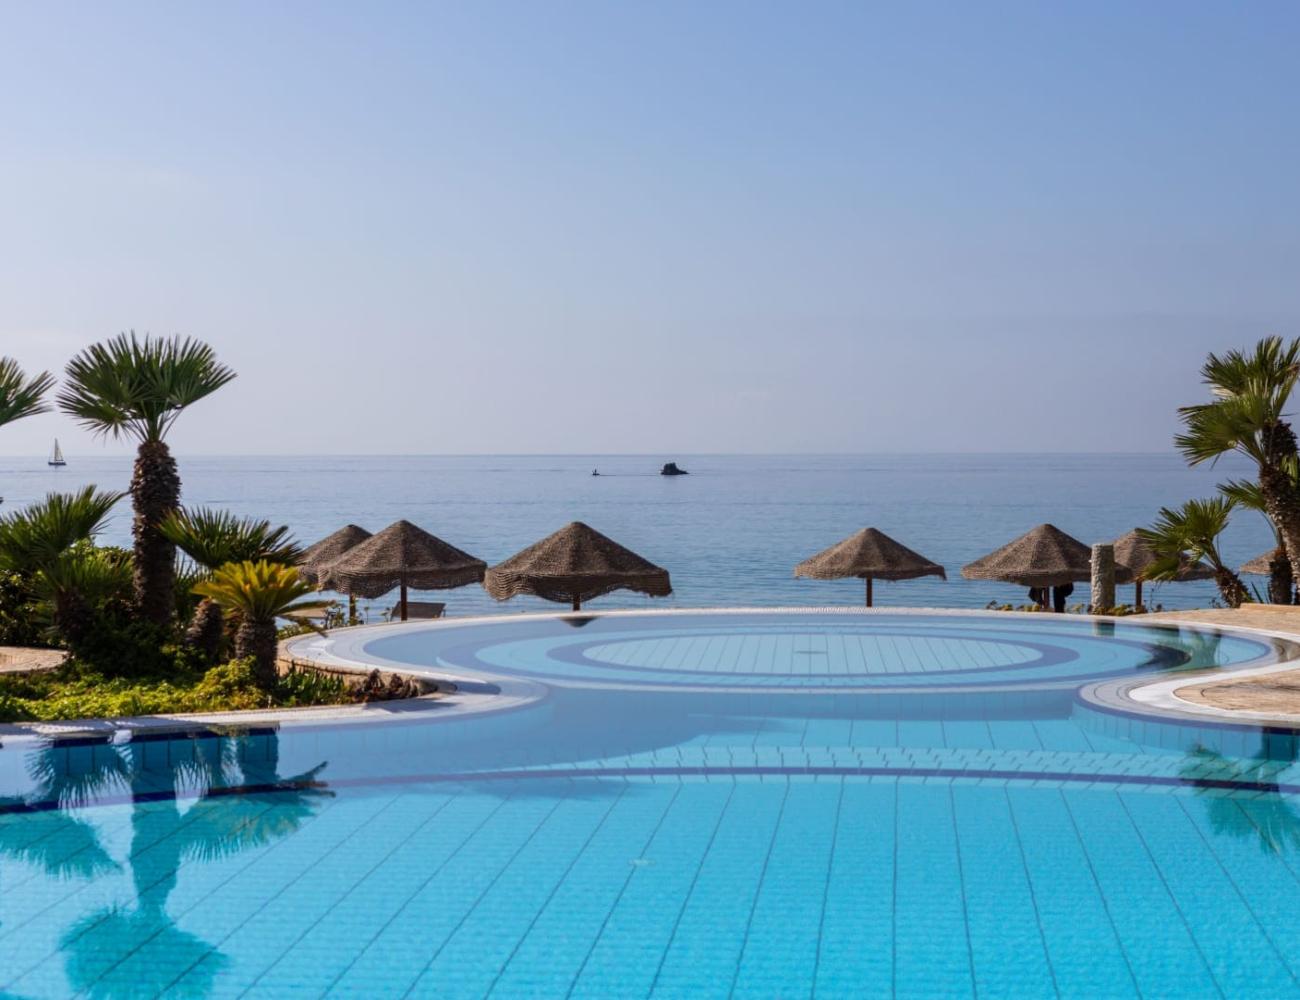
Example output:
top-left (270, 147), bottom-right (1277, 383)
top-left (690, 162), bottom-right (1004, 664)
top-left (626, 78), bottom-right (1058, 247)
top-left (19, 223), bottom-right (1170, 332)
top-left (2, 2), bottom-right (1298, 456)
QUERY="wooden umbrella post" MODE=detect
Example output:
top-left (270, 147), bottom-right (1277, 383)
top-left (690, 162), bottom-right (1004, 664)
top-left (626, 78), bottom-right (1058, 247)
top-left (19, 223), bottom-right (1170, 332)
top-left (400, 578), bottom-right (408, 621)
top-left (1134, 579), bottom-right (1143, 611)
top-left (572, 597), bottom-right (581, 612)
top-left (865, 576), bottom-right (873, 607)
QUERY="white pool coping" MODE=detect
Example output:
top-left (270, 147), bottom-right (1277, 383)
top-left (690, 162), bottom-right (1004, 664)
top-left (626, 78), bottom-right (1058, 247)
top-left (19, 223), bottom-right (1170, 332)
top-left (6, 607), bottom-right (1298, 745)
top-left (285, 606), bottom-right (1300, 726)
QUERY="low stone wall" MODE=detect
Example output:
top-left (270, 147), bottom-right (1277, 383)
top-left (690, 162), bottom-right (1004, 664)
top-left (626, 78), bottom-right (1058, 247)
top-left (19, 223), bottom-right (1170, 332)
top-left (276, 650), bottom-right (444, 697)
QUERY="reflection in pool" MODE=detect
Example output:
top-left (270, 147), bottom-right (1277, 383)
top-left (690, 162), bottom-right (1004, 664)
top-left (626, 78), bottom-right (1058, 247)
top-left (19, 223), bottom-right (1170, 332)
top-left (4, 611), bottom-right (1300, 998)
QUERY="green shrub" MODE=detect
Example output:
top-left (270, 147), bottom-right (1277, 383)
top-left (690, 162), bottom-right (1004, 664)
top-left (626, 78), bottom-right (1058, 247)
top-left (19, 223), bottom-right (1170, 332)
top-left (0, 570), bottom-right (47, 647)
top-left (276, 666), bottom-right (349, 706)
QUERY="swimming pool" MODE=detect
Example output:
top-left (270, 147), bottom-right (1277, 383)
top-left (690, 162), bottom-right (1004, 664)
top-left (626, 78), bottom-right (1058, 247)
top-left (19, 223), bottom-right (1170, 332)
top-left (4, 610), bottom-right (1300, 998)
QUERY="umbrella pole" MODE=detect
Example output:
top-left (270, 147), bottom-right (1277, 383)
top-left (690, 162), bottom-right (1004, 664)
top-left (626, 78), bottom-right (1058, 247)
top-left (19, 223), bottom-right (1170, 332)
top-left (866, 577), bottom-right (873, 608)
top-left (1134, 579), bottom-right (1143, 611)
top-left (572, 597), bottom-right (581, 612)
top-left (400, 580), bottom-right (408, 621)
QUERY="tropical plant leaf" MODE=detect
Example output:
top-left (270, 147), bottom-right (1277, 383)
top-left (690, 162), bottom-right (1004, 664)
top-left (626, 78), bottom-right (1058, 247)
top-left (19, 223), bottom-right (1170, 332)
top-left (0, 487), bottom-right (124, 574)
top-left (0, 357), bottom-right (54, 427)
top-left (193, 560), bottom-right (329, 623)
top-left (57, 332), bottom-right (236, 443)
top-left (161, 507), bottom-right (302, 571)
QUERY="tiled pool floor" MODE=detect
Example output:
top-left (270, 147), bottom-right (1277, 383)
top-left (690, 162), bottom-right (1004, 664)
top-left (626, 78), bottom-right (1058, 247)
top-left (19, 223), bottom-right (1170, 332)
top-left (5, 775), bottom-right (1300, 998)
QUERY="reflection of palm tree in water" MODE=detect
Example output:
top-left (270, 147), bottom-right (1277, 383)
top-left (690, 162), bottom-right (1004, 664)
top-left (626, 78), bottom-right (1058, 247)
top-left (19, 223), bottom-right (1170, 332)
top-left (1181, 735), bottom-right (1300, 855)
top-left (1, 731), bottom-right (330, 998)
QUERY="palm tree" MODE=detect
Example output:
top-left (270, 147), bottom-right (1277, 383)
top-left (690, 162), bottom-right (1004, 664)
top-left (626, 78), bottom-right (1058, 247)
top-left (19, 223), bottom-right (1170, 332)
top-left (161, 507), bottom-right (302, 664)
top-left (193, 561), bottom-right (328, 688)
top-left (0, 487), bottom-right (123, 575)
top-left (1220, 478), bottom-right (1293, 603)
top-left (1138, 497), bottom-right (1249, 608)
top-left (58, 334), bottom-right (236, 626)
top-left (1176, 336), bottom-right (1300, 587)
top-left (0, 356), bottom-right (54, 429)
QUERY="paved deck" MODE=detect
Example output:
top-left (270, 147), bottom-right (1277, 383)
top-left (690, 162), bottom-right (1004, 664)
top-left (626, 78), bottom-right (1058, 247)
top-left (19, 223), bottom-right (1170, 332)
top-left (1145, 606), bottom-right (1300, 716)
top-left (0, 646), bottom-right (65, 675)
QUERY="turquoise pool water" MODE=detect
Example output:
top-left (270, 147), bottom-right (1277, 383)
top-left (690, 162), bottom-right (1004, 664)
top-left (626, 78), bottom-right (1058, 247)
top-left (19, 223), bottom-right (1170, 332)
top-left (4, 612), bottom-right (1300, 998)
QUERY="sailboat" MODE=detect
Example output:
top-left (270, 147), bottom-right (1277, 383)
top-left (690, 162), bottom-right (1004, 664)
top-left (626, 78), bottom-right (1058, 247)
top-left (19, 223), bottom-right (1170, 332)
top-left (48, 439), bottom-right (66, 467)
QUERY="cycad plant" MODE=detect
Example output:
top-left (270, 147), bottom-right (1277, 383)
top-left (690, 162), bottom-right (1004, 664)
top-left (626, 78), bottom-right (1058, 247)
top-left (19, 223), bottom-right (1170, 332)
top-left (193, 561), bottom-right (328, 688)
top-left (58, 334), bottom-right (236, 626)
top-left (1176, 336), bottom-right (1300, 585)
top-left (1138, 498), bottom-right (1249, 608)
top-left (161, 508), bottom-right (302, 663)
top-left (0, 357), bottom-right (54, 428)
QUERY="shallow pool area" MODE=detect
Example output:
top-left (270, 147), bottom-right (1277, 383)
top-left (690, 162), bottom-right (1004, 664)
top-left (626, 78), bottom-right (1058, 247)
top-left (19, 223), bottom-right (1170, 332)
top-left (6, 610), bottom-right (1300, 998)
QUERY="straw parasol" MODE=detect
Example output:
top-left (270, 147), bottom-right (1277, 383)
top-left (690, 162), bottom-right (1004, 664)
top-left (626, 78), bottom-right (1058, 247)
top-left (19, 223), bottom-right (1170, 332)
top-left (1112, 528), bottom-right (1214, 608)
top-left (794, 528), bottom-right (945, 607)
top-left (319, 520), bottom-right (486, 621)
top-left (483, 521), bottom-right (672, 611)
top-left (1241, 549), bottom-right (1281, 576)
top-left (961, 524), bottom-right (1091, 608)
top-left (298, 524), bottom-right (372, 586)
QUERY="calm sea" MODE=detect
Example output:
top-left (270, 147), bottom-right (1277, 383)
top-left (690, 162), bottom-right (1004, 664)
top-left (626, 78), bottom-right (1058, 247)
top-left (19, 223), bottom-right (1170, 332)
top-left (0, 453), bottom-right (1275, 616)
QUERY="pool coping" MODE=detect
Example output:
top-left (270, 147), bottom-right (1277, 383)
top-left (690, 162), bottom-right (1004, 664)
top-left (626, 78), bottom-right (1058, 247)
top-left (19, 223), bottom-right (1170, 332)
top-left (6, 606), bottom-right (1300, 746)
top-left (285, 605), bottom-right (1300, 730)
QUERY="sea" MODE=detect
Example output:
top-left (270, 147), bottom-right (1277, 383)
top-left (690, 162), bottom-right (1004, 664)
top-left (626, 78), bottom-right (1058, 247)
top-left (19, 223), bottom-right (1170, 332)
top-left (0, 453), bottom-right (1276, 617)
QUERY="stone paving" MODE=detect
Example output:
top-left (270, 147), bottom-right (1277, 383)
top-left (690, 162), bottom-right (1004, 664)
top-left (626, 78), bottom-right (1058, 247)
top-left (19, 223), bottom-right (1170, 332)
top-left (0, 645), bottom-right (65, 675)
top-left (1146, 606), bottom-right (1300, 715)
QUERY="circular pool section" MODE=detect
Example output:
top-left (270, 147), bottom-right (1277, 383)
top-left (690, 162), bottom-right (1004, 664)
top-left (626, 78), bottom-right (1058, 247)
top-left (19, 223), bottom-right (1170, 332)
top-left (342, 610), bottom-right (1292, 692)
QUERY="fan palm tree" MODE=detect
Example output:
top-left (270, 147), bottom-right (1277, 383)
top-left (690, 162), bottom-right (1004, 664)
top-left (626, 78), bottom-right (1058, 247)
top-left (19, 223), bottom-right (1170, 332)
top-left (1220, 478), bottom-right (1293, 603)
top-left (193, 561), bottom-right (328, 688)
top-left (0, 357), bottom-right (54, 428)
top-left (0, 487), bottom-right (123, 575)
top-left (58, 334), bottom-right (236, 626)
top-left (161, 508), bottom-right (302, 663)
top-left (1176, 336), bottom-right (1300, 586)
top-left (1138, 497), bottom-right (1249, 607)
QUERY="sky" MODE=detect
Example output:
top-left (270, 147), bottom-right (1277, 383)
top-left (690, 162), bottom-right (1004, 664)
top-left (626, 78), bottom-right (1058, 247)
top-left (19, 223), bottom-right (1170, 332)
top-left (1, 1), bottom-right (1298, 456)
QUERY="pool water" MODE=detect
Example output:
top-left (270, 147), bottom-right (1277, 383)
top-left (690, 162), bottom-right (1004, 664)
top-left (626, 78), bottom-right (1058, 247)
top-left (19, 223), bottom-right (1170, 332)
top-left (4, 611), bottom-right (1300, 998)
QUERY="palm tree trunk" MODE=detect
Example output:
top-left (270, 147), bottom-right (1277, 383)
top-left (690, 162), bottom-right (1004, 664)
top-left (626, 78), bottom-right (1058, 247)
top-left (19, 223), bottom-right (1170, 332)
top-left (234, 617), bottom-right (280, 690)
top-left (185, 598), bottom-right (225, 664)
top-left (130, 439), bottom-right (180, 626)
top-left (1268, 550), bottom-right (1294, 605)
top-left (1257, 423), bottom-right (1300, 590)
top-left (1213, 568), bottom-right (1249, 609)
top-left (53, 591), bottom-right (94, 654)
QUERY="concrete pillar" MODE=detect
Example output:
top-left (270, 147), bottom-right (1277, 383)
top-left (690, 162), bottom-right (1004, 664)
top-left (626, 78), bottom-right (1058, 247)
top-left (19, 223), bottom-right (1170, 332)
top-left (1091, 543), bottom-right (1116, 613)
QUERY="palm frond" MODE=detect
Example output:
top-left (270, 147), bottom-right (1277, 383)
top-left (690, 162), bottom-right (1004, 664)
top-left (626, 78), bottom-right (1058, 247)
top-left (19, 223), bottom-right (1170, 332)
top-left (57, 332), bottom-right (236, 443)
top-left (0, 487), bottom-right (124, 573)
top-left (0, 358), bottom-right (54, 427)
top-left (1138, 497), bottom-right (1236, 574)
top-left (161, 507), bottom-right (301, 571)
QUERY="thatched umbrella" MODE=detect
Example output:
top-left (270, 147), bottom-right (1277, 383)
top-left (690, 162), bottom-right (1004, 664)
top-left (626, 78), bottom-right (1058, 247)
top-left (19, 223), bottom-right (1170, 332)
top-left (1241, 549), bottom-right (1279, 576)
top-left (961, 523), bottom-right (1091, 610)
top-left (298, 524), bottom-right (372, 586)
top-left (794, 528), bottom-right (945, 607)
top-left (483, 521), bottom-right (671, 611)
top-left (319, 520), bottom-right (486, 621)
top-left (1113, 528), bottom-right (1213, 608)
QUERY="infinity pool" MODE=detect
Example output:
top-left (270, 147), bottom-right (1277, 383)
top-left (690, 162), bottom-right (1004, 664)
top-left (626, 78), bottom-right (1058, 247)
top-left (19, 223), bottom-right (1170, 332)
top-left (4, 610), bottom-right (1300, 998)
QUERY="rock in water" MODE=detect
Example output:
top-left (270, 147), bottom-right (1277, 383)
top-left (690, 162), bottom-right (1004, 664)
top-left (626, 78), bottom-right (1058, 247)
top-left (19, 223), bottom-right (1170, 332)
top-left (660, 462), bottom-right (688, 476)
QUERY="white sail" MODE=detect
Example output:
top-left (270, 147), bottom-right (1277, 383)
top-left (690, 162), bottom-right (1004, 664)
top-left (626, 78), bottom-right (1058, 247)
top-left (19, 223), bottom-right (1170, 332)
top-left (48, 439), bottom-right (65, 466)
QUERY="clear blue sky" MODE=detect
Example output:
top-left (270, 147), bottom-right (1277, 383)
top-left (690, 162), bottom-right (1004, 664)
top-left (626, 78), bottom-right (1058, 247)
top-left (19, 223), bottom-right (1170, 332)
top-left (1, 2), bottom-right (1297, 455)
